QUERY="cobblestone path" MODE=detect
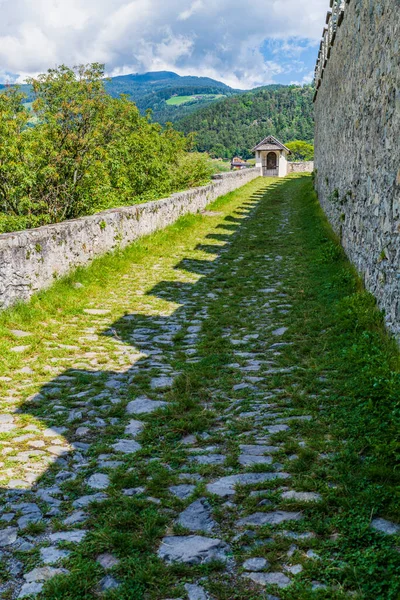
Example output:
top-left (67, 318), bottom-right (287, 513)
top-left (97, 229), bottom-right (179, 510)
top-left (0, 176), bottom-right (399, 600)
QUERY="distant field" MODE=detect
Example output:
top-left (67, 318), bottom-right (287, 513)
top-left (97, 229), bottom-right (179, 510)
top-left (209, 158), bottom-right (231, 173)
top-left (166, 94), bottom-right (225, 106)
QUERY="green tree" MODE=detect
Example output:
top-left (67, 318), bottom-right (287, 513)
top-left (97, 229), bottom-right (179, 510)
top-left (286, 140), bottom-right (314, 161)
top-left (0, 64), bottom-right (212, 233)
top-left (0, 88), bottom-right (35, 228)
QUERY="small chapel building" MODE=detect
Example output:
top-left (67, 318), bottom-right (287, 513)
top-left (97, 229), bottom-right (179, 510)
top-left (253, 135), bottom-right (291, 177)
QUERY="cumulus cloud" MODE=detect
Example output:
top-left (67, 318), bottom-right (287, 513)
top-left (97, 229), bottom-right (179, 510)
top-left (0, 0), bottom-right (328, 87)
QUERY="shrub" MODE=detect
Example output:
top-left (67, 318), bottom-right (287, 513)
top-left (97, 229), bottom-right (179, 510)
top-left (286, 140), bottom-right (314, 162)
top-left (0, 64), bottom-right (212, 233)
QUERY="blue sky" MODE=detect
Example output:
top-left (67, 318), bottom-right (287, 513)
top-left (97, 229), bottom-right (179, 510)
top-left (261, 38), bottom-right (320, 86)
top-left (0, 0), bottom-right (328, 89)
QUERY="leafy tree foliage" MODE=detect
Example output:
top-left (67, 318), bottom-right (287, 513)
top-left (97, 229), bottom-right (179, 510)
top-left (0, 65), bottom-right (212, 233)
top-left (177, 85), bottom-right (315, 159)
top-left (286, 140), bottom-right (314, 161)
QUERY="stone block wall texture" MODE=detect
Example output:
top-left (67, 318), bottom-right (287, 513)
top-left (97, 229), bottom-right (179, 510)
top-left (314, 0), bottom-right (400, 338)
top-left (288, 162), bottom-right (314, 174)
top-left (0, 168), bottom-right (261, 310)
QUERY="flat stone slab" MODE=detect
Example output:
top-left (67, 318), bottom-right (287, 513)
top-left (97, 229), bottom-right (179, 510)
top-left (84, 309), bottom-right (110, 315)
top-left (169, 485), bottom-right (196, 500)
top-left (239, 411), bottom-right (258, 419)
top-left (265, 424), bottom-right (290, 434)
top-left (125, 419), bottom-right (144, 437)
top-left (243, 572), bottom-right (291, 588)
top-left (18, 583), bottom-right (44, 598)
top-left (112, 439), bottom-right (142, 454)
top-left (371, 518), bottom-right (400, 535)
top-left (237, 511), bottom-right (302, 527)
top-left (99, 575), bottom-right (120, 591)
top-left (277, 415), bottom-right (312, 423)
top-left (284, 564), bottom-right (303, 575)
top-left (0, 527), bottom-right (18, 547)
top-left (311, 581), bottom-right (328, 591)
top-left (207, 472), bottom-right (290, 498)
top-left (151, 376), bottom-right (174, 389)
top-left (272, 328), bottom-right (288, 336)
top-left (0, 414), bottom-right (15, 423)
top-left (239, 454), bottom-right (273, 467)
top-left (40, 546), bottom-right (70, 565)
top-left (239, 445), bottom-right (280, 455)
top-left (177, 499), bottom-right (216, 533)
top-left (123, 487), bottom-right (145, 496)
top-left (280, 530), bottom-right (315, 540)
top-left (10, 329), bottom-right (31, 338)
top-left (243, 557), bottom-right (269, 572)
top-left (127, 397), bottom-right (167, 415)
top-left (24, 567), bottom-right (69, 583)
top-left (191, 454), bottom-right (226, 465)
top-left (184, 583), bottom-right (209, 600)
top-left (73, 493), bottom-right (107, 508)
top-left (158, 535), bottom-right (230, 565)
top-left (97, 553), bottom-right (120, 569)
top-left (87, 473), bottom-right (110, 490)
top-left (0, 423), bottom-right (17, 433)
top-left (49, 530), bottom-right (87, 544)
top-left (10, 345), bottom-right (30, 353)
top-left (63, 511), bottom-right (87, 525)
top-left (233, 383), bottom-right (252, 391)
top-left (281, 491), bottom-right (322, 503)
top-left (16, 503), bottom-right (43, 529)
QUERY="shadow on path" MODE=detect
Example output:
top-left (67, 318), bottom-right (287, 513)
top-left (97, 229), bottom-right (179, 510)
top-left (0, 183), bottom-right (272, 597)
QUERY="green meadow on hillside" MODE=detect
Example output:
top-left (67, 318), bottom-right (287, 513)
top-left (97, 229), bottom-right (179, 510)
top-left (166, 93), bottom-right (226, 106)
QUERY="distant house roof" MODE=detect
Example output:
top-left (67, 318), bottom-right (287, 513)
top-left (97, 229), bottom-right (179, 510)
top-left (252, 135), bottom-right (291, 154)
top-left (231, 157), bottom-right (248, 168)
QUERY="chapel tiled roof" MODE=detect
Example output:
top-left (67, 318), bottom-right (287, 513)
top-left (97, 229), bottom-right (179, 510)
top-left (252, 135), bottom-right (291, 154)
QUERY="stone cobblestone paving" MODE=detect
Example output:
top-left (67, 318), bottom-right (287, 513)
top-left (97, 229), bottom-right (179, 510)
top-left (0, 176), bottom-right (399, 599)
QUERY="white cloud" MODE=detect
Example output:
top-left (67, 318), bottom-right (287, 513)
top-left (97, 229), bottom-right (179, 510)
top-left (0, 0), bottom-right (328, 87)
top-left (179, 0), bottom-right (204, 21)
top-left (0, 69), bottom-right (19, 84)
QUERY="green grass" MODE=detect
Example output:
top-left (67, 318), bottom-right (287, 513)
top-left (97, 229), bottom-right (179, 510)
top-left (166, 94), bottom-right (225, 106)
top-left (209, 158), bottom-right (231, 173)
top-left (0, 176), bottom-right (399, 599)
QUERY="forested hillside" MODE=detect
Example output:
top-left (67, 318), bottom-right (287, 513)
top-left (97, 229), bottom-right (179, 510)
top-left (0, 71), bottom-right (240, 124)
top-left (177, 85), bottom-right (315, 158)
top-left (104, 71), bottom-right (239, 123)
top-left (1, 73), bottom-right (314, 160)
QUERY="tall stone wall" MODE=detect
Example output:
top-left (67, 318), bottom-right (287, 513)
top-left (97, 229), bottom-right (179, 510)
top-left (0, 168), bottom-right (261, 310)
top-left (314, 0), bottom-right (400, 338)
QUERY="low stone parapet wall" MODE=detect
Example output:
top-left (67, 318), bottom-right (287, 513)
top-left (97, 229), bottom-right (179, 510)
top-left (288, 162), bottom-right (314, 174)
top-left (0, 168), bottom-right (261, 310)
